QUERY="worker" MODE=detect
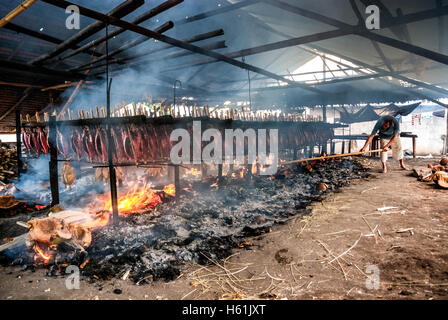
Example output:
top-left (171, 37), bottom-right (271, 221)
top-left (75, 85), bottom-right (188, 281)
top-left (360, 115), bottom-right (409, 173)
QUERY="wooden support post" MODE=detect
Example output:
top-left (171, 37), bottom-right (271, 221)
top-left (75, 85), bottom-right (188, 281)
top-left (227, 163), bottom-right (234, 176)
top-left (412, 136), bottom-right (417, 158)
top-left (217, 163), bottom-right (223, 178)
top-left (108, 164), bottom-right (119, 225)
top-left (174, 165), bottom-right (180, 200)
top-left (15, 109), bottom-right (22, 178)
top-left (201, 162), bottom-right (207, 178)
top-left (322, 105), bottom-right (327, 122)
top-left (48, 116), bottom-right (59, 206)
top-left (105, 27), bottom-right (119, 226)
top-left (372, 136), bottom-right (379, 158)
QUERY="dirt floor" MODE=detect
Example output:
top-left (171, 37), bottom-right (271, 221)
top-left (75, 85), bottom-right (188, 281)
top-left (0, 157), bottom-right (447, 300)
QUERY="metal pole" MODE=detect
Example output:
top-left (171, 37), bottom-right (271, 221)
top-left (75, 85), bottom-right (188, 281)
top-left (173, 80), bottom-right (181, 117)
top-left (15, 109), bottom-right (22, 178)
top-left (105, 24), bottom-right (119, 225)
top-left (174, 165), bottom-right (180, 200)
top-left (48, 116), bottom-right (59, 206)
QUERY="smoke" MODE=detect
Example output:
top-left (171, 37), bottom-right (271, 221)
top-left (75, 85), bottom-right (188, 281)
top-left (51, 0), bottom-right (291, 112)
top-left (1, 154), bottom-right (108, 208)
top-left (9, 156), bottom-right (51, 203)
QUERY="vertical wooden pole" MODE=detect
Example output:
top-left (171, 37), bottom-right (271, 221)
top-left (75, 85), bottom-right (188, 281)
top-left (217, 163), bottom-right (223, 178)
top-left (412, 136), bottom-right (417, 158)
top-left (201, 163), bottom-right (207, 178)
top-left (105, 24), bottom-right (119, 226)
top-left (15, 109), bottom-right (22, 178)
top-left (49, 116), bottom-right (59, 206)
top-left (174, 165), bottom-right (180, 200)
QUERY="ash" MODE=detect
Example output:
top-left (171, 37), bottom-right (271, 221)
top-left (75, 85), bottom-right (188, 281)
top-left (79, 159), bottom-right (369, 283)
top-left (2, 159), bottom-right (369, 283)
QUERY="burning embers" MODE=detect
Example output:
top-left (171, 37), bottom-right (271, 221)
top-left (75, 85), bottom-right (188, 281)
top-left (103, 183), bottom-right (175, 214)
top-left (4, 111), bottom-right (348, 280)
top-left (21, 181), bottom-right (176, 265)
top-left (34, 243), bottom-right (50, 264)
top-left (0, 159), bottom-right (370, 283)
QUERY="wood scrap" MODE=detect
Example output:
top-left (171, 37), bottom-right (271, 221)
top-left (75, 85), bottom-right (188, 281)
top-left (0, 233), bottom-right (28, 252)
top-left (0, 195), bottom-right (21, 212)
top-left (26, 209), bottom-right (109, 248)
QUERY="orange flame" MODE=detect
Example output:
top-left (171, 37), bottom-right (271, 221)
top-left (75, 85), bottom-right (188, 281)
top-left (189, 168), bottom-right (201, 176)
top-left (251, 163), bottom-right (257, 175)
top-left (163, 184), bottom-right (175, 196)
top-left (34, 243), bottom-right (50, 263)
top-left (104, 183), bottom-right (175, 214)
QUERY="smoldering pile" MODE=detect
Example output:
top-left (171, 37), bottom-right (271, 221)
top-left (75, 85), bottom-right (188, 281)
top-left (1, 158), bottom-right (369, 283)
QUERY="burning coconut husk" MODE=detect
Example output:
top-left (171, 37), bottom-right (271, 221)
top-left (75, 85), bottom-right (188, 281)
top-left (25, 209), bottom-right (112, 250)
top-left (27, 215), bottom-right (93, 248)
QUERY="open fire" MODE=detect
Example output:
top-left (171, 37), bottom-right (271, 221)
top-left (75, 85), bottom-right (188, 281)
top-left (34, 243), bottom-right (50, 264)
top-left (103, 183), bottom-right (175, 215)
top-left (1, 107), bottom-right (353, 284)
top-left (1, 157), bottom-right (370, 284)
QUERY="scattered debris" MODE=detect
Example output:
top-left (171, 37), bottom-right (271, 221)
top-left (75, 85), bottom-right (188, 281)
top-left (0, 195), bottom-right (21, 215)
top-left (377, 206), bottom-right (399, 212)
top-left (274, 248), bottom-right (293, 265)
top-left (396, 228), bottom-right (414, 235)
top-left (316, 182), bottom-right (328, 191)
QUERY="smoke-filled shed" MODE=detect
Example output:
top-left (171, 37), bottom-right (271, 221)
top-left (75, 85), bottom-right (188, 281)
top-left (0, 0), bottom-right (447, 303)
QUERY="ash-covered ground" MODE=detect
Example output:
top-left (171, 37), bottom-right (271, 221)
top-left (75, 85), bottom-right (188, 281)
top-left (2, 158), bottom-right (370, 284)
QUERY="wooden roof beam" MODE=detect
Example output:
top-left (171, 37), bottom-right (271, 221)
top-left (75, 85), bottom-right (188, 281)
top-left (3, 22), bottom-right (102, 57)
top-left (175, 0), bottom-right (261, 25)
top-left (263, 0), bottom-right (448, 65)
top-left (29, 0), bottom-right (144, 65)
top-left (41, 0), bottom-right (325, 95)
top-left (71, 28), bottom-right (225, 72)
top-left (55, 0), bottom-right (184, 63)
top-left (0, 0), bottom-right (37, 28)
